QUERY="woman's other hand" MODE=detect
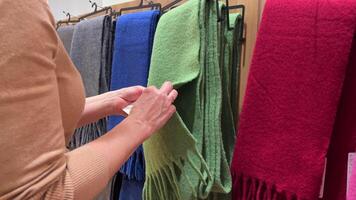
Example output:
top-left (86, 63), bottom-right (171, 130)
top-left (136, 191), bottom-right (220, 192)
top-left (106, 86), bottom-right (145, 116)
top-left (78, 86), bottom-right (144, 127)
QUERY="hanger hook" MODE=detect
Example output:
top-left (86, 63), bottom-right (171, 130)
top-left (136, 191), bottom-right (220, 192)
top-left (89, 0), bottom-right (98, 12)
top-left (92, 2), bottom-right (98, 12)
top-left (139, 0), bottom-right (144, 6)
top-left (63, 11), bottom-right (71, 23)
top-left (67, 13), bottom-right (71, 22)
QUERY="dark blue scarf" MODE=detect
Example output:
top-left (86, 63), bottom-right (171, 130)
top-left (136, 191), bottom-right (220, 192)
top-left (108, 10), bottom-right (160, 185)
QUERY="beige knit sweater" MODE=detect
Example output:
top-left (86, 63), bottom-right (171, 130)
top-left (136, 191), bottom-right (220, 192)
top-left (0, 0), bottom-right (110, 199)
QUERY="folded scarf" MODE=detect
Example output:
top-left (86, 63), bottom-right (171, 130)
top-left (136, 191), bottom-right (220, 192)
top-left (324, 35), bottom-right (356, 199)
top-left (108, 10), bottom-right (160, 183)
top-left (220, 13), bottom-right (243, 162)
top-left (209, 13), bottom-right (242, 200)
top-left (230, 14), bottom-right (244, 122)
top-left (231, 0), bottom-right (356, 199)
top-left (57, 25), bottom-right (75, 54)
top-left (143, 0), bottom-right (239, 198)
top-left (349, 155), bottom-right (356, 200)
top-left (68, 15), bottom-right (113, 147)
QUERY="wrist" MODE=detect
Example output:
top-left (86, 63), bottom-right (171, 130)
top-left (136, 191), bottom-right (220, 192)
top-left (124, 116), bottom-right (153, 141)
top-left (104, 91), bottom-right (120, 116)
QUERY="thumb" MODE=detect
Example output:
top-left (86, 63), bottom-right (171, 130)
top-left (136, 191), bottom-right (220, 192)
top-left (119, 86), bottom-right (145, 102)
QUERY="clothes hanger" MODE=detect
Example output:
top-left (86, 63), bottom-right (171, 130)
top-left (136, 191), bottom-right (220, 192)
top-left (79, 0), bottom-right (113, 20)
top-left (216, 0), bottom-right (245, 31)
top-left (111, 0), bottom-right (161, 17)
top-left (56, 11), bottom-right (80, 29)
top-left (162, 0), bottom-right (183, 13)
top-left (226, 4), bottom-right (245, 31)
top-left (162, 0), bottom-right (244, 32)
top-left (64, 11), bottom-right (80, 24)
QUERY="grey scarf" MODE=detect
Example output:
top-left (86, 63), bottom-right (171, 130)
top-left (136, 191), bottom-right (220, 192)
top-left (57, 25), bottom-right (75, 54)
top-left (69, 15), bottom-right (113, 149)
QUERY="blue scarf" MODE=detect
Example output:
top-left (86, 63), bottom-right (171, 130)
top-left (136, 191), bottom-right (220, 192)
top-left (108, 11), bottom-right (160, 183)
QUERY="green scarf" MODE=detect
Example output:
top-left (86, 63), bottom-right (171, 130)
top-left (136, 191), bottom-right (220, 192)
top-left (143, 0), bottom-right (241, 198)
top-left (207, 11), bottom-right (242, 200)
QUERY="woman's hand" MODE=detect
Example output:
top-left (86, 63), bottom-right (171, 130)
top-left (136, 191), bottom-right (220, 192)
top-left (77, 82), bottom-right (177, 136)
top-left (77, 86), bottom-right (145, 127)
top-left (85, 81), bottom-right (178, 178)
top-left (126, 81), bottom-right (178, 139)
top-left (106, 86), bottom-right (145, 117)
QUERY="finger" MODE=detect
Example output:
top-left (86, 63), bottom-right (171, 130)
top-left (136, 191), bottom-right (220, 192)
top-left (169, 105), bottom-right (176, 115)
top-left (159, 81), bottom-right (173, 95)
top-left (157, 105), bottom-right (176, 126)
top-left (167, 89), bottom-right (178, 103)
top-left (144, 86), bottom-right (159, 95)
top-left (164, 105), bottom-right (176, 120)
top-left (119, 86), bottom-right (145, 102)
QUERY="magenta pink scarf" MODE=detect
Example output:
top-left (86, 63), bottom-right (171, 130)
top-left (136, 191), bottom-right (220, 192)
top-left (231, 0), bottom-right (356, 199)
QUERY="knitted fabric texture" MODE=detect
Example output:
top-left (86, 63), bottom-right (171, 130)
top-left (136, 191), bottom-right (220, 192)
top-left (108, 10), bottom-right (160, 182)
top-left (143, 0), bottom-right (239, 199)
top-left (205, 13), bottom-right (242, 200)
top-left (220, 14), bottom-right (243, 166)
top-left (69, 16), bottom-right (113, 149)
top-left (231, 0), bottom-right (356, 199)
top-left (57, 25), bottom-right (75, 54)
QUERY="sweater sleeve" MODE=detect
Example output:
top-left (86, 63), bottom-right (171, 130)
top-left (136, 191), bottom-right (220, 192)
top-left (0, 0), bottom-right (110, 199)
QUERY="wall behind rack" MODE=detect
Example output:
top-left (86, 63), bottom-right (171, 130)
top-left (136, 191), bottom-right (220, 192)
top-left (50, 0), bottom-right (266, 113)
top-left (233, 0), bottom-right (265, 111)
top-left (49, 0), bottom-right (131, 20)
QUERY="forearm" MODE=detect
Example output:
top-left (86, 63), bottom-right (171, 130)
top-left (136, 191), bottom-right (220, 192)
top-left (77, 92), bottom-right (116, 127)
top-left (63, 116), bottom-right (149, 199)
top-left (82, 116), bottom-right (150, 176)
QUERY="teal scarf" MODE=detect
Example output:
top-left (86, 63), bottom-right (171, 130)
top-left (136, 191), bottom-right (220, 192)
top-left (143, 0), bottom-right (241, 198)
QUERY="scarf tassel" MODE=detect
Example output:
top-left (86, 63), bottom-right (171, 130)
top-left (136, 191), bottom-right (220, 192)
top-left (144, 161), bottom-right (183, 200)
top-left (144, 152), bottom-right (213, 200)
top-left (232, 172), bottom-right (299, 200)
top-left (68, 118), bottom-right (107, 149)
top-left (120, 145), bottom-right (145, 180)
